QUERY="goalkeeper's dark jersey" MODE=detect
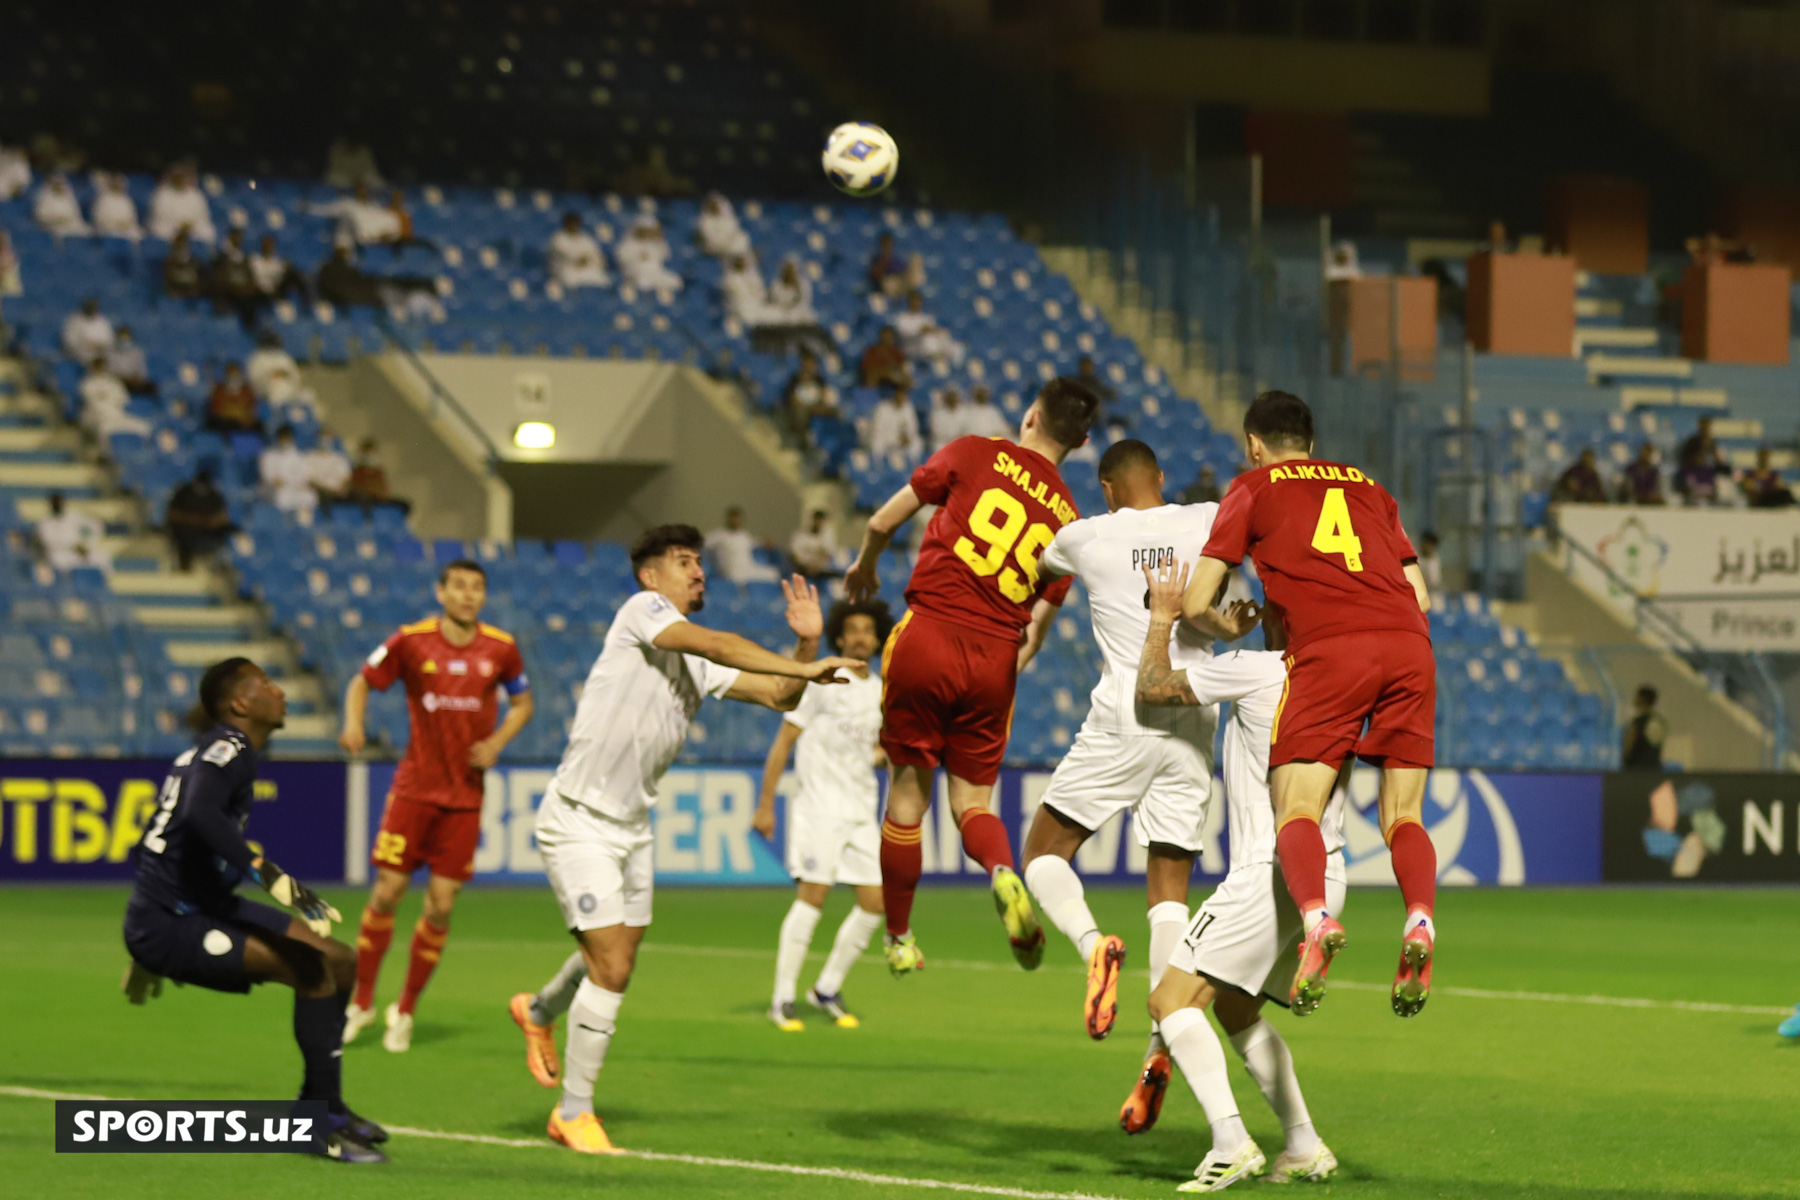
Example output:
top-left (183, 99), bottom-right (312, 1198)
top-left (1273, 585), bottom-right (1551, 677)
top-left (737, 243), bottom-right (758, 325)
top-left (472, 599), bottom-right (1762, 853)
top-left (129, 725), bottom-right (261, 916)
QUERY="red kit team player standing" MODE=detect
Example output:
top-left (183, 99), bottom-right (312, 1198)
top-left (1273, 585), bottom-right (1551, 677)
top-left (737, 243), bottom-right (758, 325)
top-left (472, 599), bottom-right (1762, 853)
top-left (1179, 391), bottom-right (1437, 1018)
top-left (338, 559), bottom-right (535, 1050)
top-left (845, 377), bottom-right (1099, 974)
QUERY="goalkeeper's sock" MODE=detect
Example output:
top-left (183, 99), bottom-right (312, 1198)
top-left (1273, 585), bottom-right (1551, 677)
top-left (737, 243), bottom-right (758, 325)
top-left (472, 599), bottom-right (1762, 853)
top-left (397, 917), bottom-right (450, 1016)
top-left (294, 989), bottom-right (347, 1108)
top-left (559, 978), bottom-right (623, 1121)
top-left (352, 906), bottom-right (394, 1011)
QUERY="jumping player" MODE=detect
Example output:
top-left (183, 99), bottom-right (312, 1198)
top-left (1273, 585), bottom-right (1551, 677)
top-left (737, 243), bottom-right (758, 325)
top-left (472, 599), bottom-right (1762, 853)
top-left (844, 376), bottom-right (1100, 975)
top-left (753, 598), bottom-right (893, 1031)
top-left (508, 526), bottom-right (860, 1154)
top-left (338, 558), bottom-right (535, 1050)
top-left (1139, 563), bottom-right (1340, 1191)
top-left (121, 657), bottom-right (387, 1163)
top-left (1180, 390), bottom-right (1435, 1018)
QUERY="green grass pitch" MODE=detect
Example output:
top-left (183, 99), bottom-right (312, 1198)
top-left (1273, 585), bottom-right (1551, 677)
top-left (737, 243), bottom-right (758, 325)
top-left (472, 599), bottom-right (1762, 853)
top-left (0, 883), bottom-right (1792, 1199)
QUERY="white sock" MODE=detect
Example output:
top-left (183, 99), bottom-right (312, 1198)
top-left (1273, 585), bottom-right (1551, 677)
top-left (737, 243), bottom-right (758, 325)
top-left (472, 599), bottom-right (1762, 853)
top-left (530, 951), bottom-right (587, 1026)
top-left (1023, 855), bottom-right (1101, 963)
top-left (1405, 909), bottom-right (1436, 941)
top-left (1144, 901), bottom-right (1189, 1058)
top-left (1159, 1006), bottom-right (1247, 1154)
top-left (1229, 1019), bottom-right (1318, 1156)
top-left (813, 907), bottom-right (883, 997)
top-left (559, 978), bottom-right (624, 1120)
top-left (1302, 906), bottom-right (1327, 935)
top-left (773, 899), bottom-right (823, 1007)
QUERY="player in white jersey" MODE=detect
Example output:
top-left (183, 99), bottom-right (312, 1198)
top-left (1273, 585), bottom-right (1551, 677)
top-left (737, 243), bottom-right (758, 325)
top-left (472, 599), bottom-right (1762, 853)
top-left (1138, 561), bottom-right (1342, 1192)
top-left (753, 598), bottom-right (894, 1031)
top-left (1016, 438), bottom-right (1269, 1049)
top-left (504, 524), bottom-right (861, 1156)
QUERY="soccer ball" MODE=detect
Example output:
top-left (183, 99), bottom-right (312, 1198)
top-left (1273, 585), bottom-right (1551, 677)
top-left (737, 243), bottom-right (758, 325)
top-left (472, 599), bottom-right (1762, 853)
top-left (821, 122), bottom-right (898, 197)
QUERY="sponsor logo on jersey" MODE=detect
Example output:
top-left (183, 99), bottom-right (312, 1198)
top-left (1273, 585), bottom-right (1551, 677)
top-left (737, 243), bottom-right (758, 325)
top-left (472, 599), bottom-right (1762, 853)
top-left (448, 660), bottom-right (468, 675)
top-left (421, 693), bottom-right (484, 714)
top-left (477, 660), bottom-right (494, 676)
top-left (421, 660), bottom-right (438, 673)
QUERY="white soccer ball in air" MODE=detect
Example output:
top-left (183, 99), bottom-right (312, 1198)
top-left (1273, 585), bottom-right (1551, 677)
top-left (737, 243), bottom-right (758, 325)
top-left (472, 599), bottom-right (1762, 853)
top-left (821, 122), bottom-right (898, 198)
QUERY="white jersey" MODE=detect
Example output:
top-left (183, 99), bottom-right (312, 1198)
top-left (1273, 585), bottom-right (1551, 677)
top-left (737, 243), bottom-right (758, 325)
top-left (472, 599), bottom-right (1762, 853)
top-left (549, 590), bottom-right (742, 823)
top-left (787, 669), bottom-right (882, 822)
top-left (1040, 502), bottom-right (1223, 738)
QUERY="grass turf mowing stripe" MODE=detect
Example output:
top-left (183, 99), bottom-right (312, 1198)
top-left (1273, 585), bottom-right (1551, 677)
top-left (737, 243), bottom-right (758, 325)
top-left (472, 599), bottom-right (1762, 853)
top-left (0, 1087), bottom-right (1126, 1200)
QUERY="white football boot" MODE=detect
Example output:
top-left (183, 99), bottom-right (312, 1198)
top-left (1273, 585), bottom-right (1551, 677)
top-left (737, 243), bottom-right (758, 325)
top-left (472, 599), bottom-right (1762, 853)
top-left (382, 1001), bottom-right (413, 1052)
top-left (1176, 1139), bottom-right (1266, 1193)
top-left (342, 1001), bottom-right (377, 1045)
top-left (1266, 1141), bottom-right (1338, 1184)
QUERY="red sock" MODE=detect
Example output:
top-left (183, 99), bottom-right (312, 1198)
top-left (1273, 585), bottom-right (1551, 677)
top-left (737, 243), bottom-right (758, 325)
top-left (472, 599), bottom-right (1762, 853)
top-left (397, 917), bottom-right (450, 1016)
top-left (1388, 819), bottom-right (1437, 918)
top-left (879, 818), bottom-right (923, 938)
top-left (956, 807), bottom-right (1015, 876)
top-left (1275, 817), bottom-right (1329, 915)
top-left (352, 906), bottom-right (394, 1010)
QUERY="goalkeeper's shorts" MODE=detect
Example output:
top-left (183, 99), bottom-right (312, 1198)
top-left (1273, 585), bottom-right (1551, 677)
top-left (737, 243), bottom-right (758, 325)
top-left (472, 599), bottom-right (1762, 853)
top-left (123, 895), bottom-right (293, 995)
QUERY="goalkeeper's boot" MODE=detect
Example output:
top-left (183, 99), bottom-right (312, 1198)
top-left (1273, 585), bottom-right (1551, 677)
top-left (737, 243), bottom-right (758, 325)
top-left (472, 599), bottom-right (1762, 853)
top-left (1085, 934), bottom-right (1127, 1039)
top-left (1266, 1141), bottom-right (1338, 1184)
top-left (315, 1114), bottom-right (388, 1164)
top-left (884, 931), bottom-right (925, 977)
top-left (1119, 1051), bottom-right (1171, 1135)
top-left (339, 1110), bottom-right (388, 1145)
top-left (768, 1001), bottom-right (804, 1032)
top-left (806, 987), bottom-right (860, 1028)
top-left (1780, 1004), bottom-right (1800, 1041)
top-left (1289, 915), bottom-right (1347, 1017)
top-left (1392, 916), bottom-right (1434, 1018)
top-left (547, 1107), bottom-right (625, 1155)
top-left (509, 992), bottom-right (561, 1087)
top-left (342, 1001), bottom-right (377, 1045)
top-left (382, 1002), bottom-right (413, 1053)
top-left (991, 865), bottom-right (1045, 971)
top-left (1178, 1139), bottom-right (1266, 1192)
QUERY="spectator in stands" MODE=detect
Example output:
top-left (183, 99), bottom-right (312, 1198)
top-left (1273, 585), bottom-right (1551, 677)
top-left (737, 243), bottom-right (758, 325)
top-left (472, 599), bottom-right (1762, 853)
top-left (62, 299), bottom-right (114, 363)
top-left (1621, 685), bottom-right (1667, 770)
top-left (1178, 465), bottom-right (1222, 504)
top-left (961, 384), bottom-right (1010, 439)
top-left (705, 506), bottom-right (780, 584)
top-left (1676, 418), bottom-right (1725, 505)
top-left (615, 216), bottom-right (683, 292)
top-left (161, 231), bottom-right (204, 301)
top-left (788, 509), bottom-right (841, 578)
top-left (385, 189), bottom-right (431, 252)
top-left (0, 140), bottom-right (30, 200)
top-left (1619, 443), bottom-right (1666, 505)
top-left (1483, 219), bottom-right (1511, 254)
top-left (347, 438), bottom-right (409, 514)
top-left (763, 258), bottom-right (817, 327)
top-left (1416, 531), bottom-right (1443, 592)
top-left (313, 181), bottom-right (401, 247)
top-left (106, 325), bottom-right (155, 397)
top-left (782, 352), bottom-right (837, 438)
top-left (79, 357), bottom-right (148, 440)
top-left (1324, 240), bottom-right (1361, 281)
top-left (893, 291), bottom-right (933, 351)
top-left (866, 387), bottom-right (922, 461)
top-left (207, 228), bottom-right (262, 323)
top-left (307, 425), bottom-right (353, 505)
top-left (929, 387), bottom-right (968, 452)
top-left (1741, 447), bottom-right (1795, 508)
top-left (250, 235), bottom-right (308, 303)
top-left (33, 173), bottom-right (90, 237)
top-left (36, 491), bottom-right (110, 574)
top-left (147, 164), bottom-right (217, 243)
top-left (1553, 448), bottom-right (1608, 505)
top-left (1075, 355), bottom-right (1118, 427)
top-left (165, 465), bottom-right (233, 571)
top-left (721, 254), bottom-right (768, 323)
top-left (867, 232), bottom-right (904, 294)
top-left (859, 326), bottom-right (911, 390)
top-left (316, 244), bottom-right (384, 309)
top-left (697, 192), bottom-right (751, 259)
top-left (247, 330), bottom-right (306, 408)
top-left (205, 363), bottom-right (261, 436)
top-left (259, 425), bottom-right (317, 517)
top-left (323, 136), bottom-right (383, 189)
top-left (0, 231), bottom-right (21, 297)
top-left (91, 172), bottom-right (142, 241)
top-left (548, 212), bottom-right (611, 289)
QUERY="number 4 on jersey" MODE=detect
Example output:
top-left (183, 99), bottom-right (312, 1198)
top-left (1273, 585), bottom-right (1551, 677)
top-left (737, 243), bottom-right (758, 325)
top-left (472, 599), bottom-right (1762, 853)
top-left (1311, 487), bottom-right (1363, 572)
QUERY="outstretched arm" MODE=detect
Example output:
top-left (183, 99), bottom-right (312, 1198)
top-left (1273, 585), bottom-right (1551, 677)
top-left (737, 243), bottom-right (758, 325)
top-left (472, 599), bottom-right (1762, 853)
top-left (719, 576), bottom-right (858, 711)
top-left (1179, 555), bottom-right (1264, 642)
top-left (844, 485), bottom-right (923, 602)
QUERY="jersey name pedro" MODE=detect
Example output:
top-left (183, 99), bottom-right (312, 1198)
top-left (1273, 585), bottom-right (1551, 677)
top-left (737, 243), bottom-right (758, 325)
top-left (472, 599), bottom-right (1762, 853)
top-left (788, 669), bottom-right (882, 822)
top-left (1202, 459), bottom-right (1427, 650)
top-left (1042, 502), bottom-right (1225, 738)
top-left (905, 435), bottom-right (1077, 640)
top-left (362, 617), bottom-right (528, 809)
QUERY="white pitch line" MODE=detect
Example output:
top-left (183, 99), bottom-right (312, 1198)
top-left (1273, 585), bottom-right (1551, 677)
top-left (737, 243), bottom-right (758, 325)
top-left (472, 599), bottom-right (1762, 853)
top-left (0, 1086), bottom-right (1127, 1200)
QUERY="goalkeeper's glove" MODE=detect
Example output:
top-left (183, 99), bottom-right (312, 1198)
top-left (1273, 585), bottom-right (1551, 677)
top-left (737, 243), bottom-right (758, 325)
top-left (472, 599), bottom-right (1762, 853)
top-left (250, 856), bottom-right (342, 936)
top-left (122, 960), bottom-right (163, 1005)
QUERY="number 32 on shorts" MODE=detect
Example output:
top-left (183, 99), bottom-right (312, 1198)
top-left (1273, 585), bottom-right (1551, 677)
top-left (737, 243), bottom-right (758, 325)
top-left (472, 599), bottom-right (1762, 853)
top-left (1311, 487), bottom-right (1363, 572)
top-left (954, 487), bottom-right (1055, 602)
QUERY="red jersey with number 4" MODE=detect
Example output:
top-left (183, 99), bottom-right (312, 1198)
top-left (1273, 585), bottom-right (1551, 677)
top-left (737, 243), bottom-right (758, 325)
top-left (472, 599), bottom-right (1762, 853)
top-left (905, 436), bottom-right (1078, 640)
top-left (1203, 459), bottom-right (1427, 650)
top-left (361, 617), bottom-right (529, 809)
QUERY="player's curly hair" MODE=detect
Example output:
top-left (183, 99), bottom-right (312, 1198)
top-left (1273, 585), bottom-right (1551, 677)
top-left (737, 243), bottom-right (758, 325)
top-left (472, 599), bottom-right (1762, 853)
top-left (187, 656), bottom-right (256, 731)
top-left (825, 598), bottom-right (895, 656)
top-left (630, 523), bottom-right (705, 584)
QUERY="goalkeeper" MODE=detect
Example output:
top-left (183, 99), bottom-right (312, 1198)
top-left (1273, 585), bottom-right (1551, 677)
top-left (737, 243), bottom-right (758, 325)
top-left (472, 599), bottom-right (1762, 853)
top-left (120, 656), bottom-right (387, 1164)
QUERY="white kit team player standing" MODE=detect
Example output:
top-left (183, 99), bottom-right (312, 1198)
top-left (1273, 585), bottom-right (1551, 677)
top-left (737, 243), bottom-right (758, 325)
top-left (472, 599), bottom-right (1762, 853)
top-left (504, 524), bottom-right (860, 1156)
top-left (753, 598), bottom-right (895, 1032)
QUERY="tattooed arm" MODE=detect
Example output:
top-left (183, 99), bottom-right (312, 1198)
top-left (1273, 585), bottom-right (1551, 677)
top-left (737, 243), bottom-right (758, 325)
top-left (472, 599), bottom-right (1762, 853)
top-left (1137, 562), bottom-right (1199, 706)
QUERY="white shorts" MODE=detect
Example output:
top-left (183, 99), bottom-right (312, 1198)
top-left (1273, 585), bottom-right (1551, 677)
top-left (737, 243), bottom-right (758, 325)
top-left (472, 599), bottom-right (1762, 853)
top-left (786, 805), bottom-right (881, 887)
top-left (1040, 728), bottom-right (1214, 852)
top-left (535, 791), bottom-right (654, 931)
top-left (1168, 860), bottom-right (1348, 1003)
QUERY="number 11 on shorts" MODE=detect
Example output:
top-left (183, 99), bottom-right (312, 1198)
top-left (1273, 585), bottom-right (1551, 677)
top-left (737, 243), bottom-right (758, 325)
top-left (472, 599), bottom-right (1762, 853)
top-left (1311, 487), bottom-right (1363, 572)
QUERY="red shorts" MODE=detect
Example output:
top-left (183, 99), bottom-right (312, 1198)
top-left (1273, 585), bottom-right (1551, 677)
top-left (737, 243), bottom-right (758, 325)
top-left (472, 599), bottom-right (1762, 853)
top-left (371, 793), bottom-right (481, 882)
top-left (1272, 630), bottom-right (1435, 770)
top-left (879, 610), bottom-right (1017, 786)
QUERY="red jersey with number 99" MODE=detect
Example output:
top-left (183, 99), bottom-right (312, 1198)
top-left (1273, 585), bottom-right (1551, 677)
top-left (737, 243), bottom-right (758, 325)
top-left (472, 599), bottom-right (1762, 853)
top-left (905, 436), bottom-right (1078, 640)
top-left (1202, 458), bottom-right (1427, 650)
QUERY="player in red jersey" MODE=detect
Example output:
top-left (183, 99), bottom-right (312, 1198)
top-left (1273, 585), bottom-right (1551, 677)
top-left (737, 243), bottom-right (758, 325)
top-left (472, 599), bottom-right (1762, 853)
top-left (337, 558), bottom-right (535, 1050)
top-left (1180, 391), bottom-right (1437, 1018)
top-left (844, 377), bottom-right (1100, 975)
